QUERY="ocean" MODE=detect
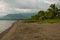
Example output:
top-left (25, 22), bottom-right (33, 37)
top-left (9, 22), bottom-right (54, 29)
top-left (0, 20), bottom-right (15, 33)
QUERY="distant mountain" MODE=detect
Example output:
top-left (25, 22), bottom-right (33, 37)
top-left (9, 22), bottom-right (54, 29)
top-left (0, 13), bottom-right (36, 20)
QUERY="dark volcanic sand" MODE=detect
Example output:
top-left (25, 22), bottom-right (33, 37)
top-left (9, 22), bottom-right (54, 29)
top-left (0, 21), bottom-right (60, 40)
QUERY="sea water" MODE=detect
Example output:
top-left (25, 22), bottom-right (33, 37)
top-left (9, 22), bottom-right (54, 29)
top-left (0, 20), bottom-right (15, 33)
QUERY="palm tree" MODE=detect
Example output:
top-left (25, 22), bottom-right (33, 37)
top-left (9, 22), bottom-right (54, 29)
top-left (48, 4), bottom-right (59, 19)
top-left (31, 4), bottom-right (60, 21)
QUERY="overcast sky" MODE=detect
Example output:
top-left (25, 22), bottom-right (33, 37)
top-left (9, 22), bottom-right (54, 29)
top-left (0, 0), bottom-right (60, 16)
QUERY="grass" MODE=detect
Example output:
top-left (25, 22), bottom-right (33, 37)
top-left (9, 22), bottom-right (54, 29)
top-left (38, 19), bottom-right (60, 23)
top-left (22, 19), bottom-right (60, 23)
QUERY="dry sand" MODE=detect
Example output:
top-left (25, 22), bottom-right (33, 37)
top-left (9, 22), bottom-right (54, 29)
top-left (0, 21), bottom-right (60, 40)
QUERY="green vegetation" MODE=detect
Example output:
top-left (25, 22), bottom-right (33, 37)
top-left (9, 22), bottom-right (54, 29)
top-left (23, 4), bottom-right (60, 23)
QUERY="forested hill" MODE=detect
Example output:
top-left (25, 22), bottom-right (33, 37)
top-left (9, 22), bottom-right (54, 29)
top-left (0, 13), bottom-right (36, 20)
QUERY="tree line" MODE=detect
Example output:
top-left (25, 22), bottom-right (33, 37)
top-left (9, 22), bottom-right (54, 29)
top-left (31, 4), bottom-right (60, 20)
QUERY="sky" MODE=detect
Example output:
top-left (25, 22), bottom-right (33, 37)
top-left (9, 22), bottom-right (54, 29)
top-left (0, 0), bottom-right (60, 16)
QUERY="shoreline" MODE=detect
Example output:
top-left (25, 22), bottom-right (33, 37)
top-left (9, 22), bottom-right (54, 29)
top-left (0, 20), bottom-right (16, 33)
top-left (0, 21), bottom-right (60, 40)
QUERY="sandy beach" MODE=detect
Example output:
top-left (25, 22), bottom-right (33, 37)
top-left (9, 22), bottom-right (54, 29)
top-left (0, 21), bottom-right (60, 40)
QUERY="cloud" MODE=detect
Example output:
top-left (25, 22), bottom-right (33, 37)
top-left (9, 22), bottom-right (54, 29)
top-left (0, 0), bottom-right (60, 9)
top-left (0, 8), bottom-right (40, 16)
top-left (4, 0), bottom-right (38, 8)
top-left (0, 0), bottom-right (60, 16)
top-left (3, 0), bottom-right (60, 9)
top-left (0, 0), bottom-right (41, 16)
top-left (44, 0), bottom-right (60, 4)
top-left (3, 0), bottom-right (50, 9)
